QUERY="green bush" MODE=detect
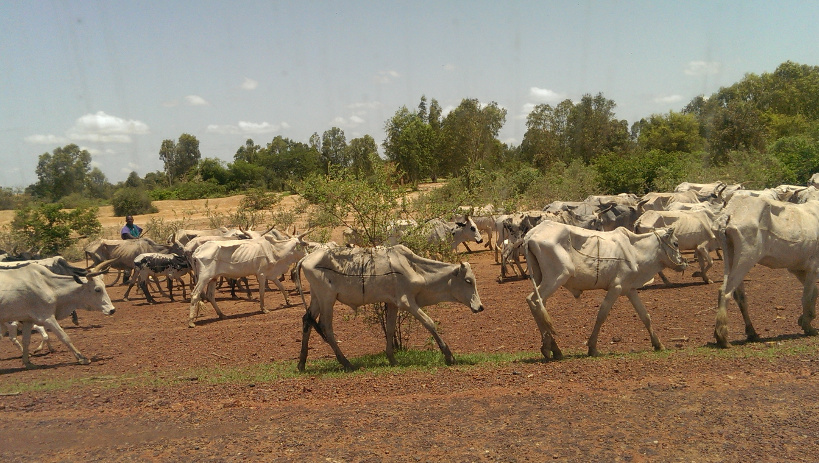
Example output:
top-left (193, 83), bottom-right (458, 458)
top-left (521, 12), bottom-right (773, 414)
top-left (112, 187), bottom-right (157, 216)
top-left (9, 203), bottom-right (101, 256)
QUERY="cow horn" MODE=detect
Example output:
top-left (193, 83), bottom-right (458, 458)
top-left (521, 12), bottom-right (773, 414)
top-left (89, 257), bottom-right (117, 274)
top-left (261, 224), bottom-right (277, 236)
top-left (297, 228), bottom-right (313, 240)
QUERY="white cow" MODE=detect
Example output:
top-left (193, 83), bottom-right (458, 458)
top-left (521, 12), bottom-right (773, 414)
top-left (523, 221), bottom-right (687, 360)
top-left (424, 217), bottom-right (483, 251)
top-left (634, 209), bottom-right (720, 284)
top-left (0, 262), bottom-right (115, 368)
top-left (638, 190), bottom-right (702, 213)
top-left (187, 234), bottom-right (308, 327)
top-left (295, 245), bottom-right (484, 371)
top-left (714, 196), bottom-right (819, 347)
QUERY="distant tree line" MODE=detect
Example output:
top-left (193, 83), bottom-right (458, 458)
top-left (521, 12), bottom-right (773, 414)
top-left (9, 60), bottom-right (819, 216)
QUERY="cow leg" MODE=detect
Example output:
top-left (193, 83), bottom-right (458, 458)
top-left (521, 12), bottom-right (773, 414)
top-left (151, 275), bottom-right (169, 298)
top-left (33, 325), bottom-right (53, 354)
top-left (525, 293), bottom-right (562, 360)
top-left (587, 287), bottom-right (622, 356)
top-left (4, 322), bottom-right (23, 352)
top-left (384, 303), bottom-right (399, 366)
top-left (297, 311), bottom-right (314, 372)
top-left (122, 278), bottom-right (138, 301)
top-left (461, 242), bottom-right (473, 253)
top-left (205, 280), bottom-right (227, 319)
top-left (626, 289), bottom-right (664, 351)
top-left (791, 270), bottom-right (819, 336)
top-left (405, 303), bottom-right (455, 365)
top-left (40, 316), bottom-right (90, 365)
top-left (732, 282), bottom-right (760, 342)
top-left (20, 321), bottom-right (34, 368)
top-left (269, 275), bottom-right (292, 307)
top-left (258, 275), bottom-right (268, 313)
top-left (714, 245), bottom-right (756, 348)
top-left (695, 244), bottom-right (714, 284)
top-left (139, 279), bottom-right (157, 304)
top-left (657, 270), bottom-right (672, 286)
top-left (300, 297), bottom-right (355, 372)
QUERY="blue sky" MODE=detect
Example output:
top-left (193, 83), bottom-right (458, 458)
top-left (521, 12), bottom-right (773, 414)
top-left (2, 0), bottom-right (818, 188)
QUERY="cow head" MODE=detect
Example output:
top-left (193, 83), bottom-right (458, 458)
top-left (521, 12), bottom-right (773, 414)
top-left (452, 262), bottom-right (484, 313)
top-left (453, 217), bottom-right (483, 244)
top-left (654, 227), bottom-right (688, 272)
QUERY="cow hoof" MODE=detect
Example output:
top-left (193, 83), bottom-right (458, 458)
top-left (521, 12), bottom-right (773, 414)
top-left (587, 349), bottom-right (601, 357)
top-left (805, 327), bottom-right (819, 336)
top-left (261, 308), bottom-right (270, 314)
top-left (77, 357), bottom-right (91, 365)
top-left (187, 322), bottom-right (196, 328)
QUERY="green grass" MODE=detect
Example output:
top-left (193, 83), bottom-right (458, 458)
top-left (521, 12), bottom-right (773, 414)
top-left (2, 339), bottom-right (817, 395)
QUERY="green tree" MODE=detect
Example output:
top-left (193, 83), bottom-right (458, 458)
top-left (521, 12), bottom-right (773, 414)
top-left (769, 135), bottom-right (819, 184)
top-left (11, 203), bottom-right (101, 255)
top-left (346, 135), bottom-right (381, 179)
top-left (566, 93), bottom-right (630, 164)
top-left (159, 133), bottom-right (201, 184)
top-left (86, 167), bottom-right (112, 199)
top-left (439, 98), bottom-right (507, 176)
top-left (383, 106), bottom-right (435, 183)
top-left (234, 139), bottom-right (261, 163)
top-left (29, 144), bottom-right (92, 201)
top-left (634, 111), bottom-right (704, 153)
top-left (320, 127), bottom-right (348, 172)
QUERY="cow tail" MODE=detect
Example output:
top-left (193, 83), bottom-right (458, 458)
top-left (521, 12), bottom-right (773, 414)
top-left (523, 238), bottom-right (558, 338)
top-left (294, 256), bottom-right (309, 310)
top-left (302, 311), bottom-right (327, 341)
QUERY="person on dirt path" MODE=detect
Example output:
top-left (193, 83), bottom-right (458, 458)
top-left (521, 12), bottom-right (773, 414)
top-left (121, 215), bottom-right (143, 240)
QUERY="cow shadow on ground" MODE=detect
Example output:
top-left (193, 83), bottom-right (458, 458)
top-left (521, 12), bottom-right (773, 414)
top-left (0, 358), bottom-right (84, 375)
top-left (639, 280), bottom-right (713, 290)
top-left (192, 303), bottom-right (298, 327)
top-left (704, 332), bottom-right (807, 348)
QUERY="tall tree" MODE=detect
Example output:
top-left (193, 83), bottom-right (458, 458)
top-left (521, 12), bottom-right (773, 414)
top-left (566, 93), bottom-right (629, 164)
top-left (320, 127), bottom-right (348, 172)
top-left (234, 139), bottom-right (261, 163)
top-left (29, 144), bottom-right (92, 200)
top-left (346, 135), bottom-right (381, 179)
top-left (383, 106), bottom-right (435, 183)
top-left (159, 133), bottom-right (201, 184)
top-left (438, 98), bottom-right (507, 176)
top-left (635, 111), bottom-right (704, 153)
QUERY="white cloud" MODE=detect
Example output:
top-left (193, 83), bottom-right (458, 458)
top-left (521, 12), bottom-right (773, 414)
top-left (242, 78), bottom-right (258, 90)
top-left (529, 87), bottom-right (566, 103)
top-left (184, 95), bottom-right (209, 106)
top-left (53, 111), bottom-right (151, 144)
top-left (443, 63), bottom-right (456, 72)
top-left (374, 70), bottom-right (400, 84)
top-left (332, 114), bottom-right (365, 127)
top-left (206, 121), bottom-right (284, 135)
top-left (348, 101), bottom-right (382, 110)
top-left (25, 134), bottom-right (70, 144)
top-left (653, 94), bottom-right (683, 104)
top-left (685, 61), bottom-right (722, 76)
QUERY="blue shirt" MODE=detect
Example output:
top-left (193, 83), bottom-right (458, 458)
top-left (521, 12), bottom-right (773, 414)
top-left (121, 223), bottom-right (142, 239)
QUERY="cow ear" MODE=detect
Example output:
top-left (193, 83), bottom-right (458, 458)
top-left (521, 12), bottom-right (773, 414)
top-left (455, 222), bottom-right (466, 227)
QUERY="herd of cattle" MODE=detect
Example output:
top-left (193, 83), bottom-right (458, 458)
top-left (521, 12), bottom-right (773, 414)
top-left (4, 178), bottom-right (819, 371)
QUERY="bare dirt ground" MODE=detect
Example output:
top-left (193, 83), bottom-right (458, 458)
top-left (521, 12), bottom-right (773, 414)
top-left (2, 194), bottom-right (819, 461)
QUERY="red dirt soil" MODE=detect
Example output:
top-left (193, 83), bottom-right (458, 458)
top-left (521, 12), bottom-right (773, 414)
top-left (1, 247), bottom-right (819, 462)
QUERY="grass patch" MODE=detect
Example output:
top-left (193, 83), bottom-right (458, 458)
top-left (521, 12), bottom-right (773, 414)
top-left (2, 339), bottom-right (817, 395)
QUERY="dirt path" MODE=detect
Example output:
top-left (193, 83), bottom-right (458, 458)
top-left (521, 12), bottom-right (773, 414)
top-left (2, 246), bottom-right (819, 461)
